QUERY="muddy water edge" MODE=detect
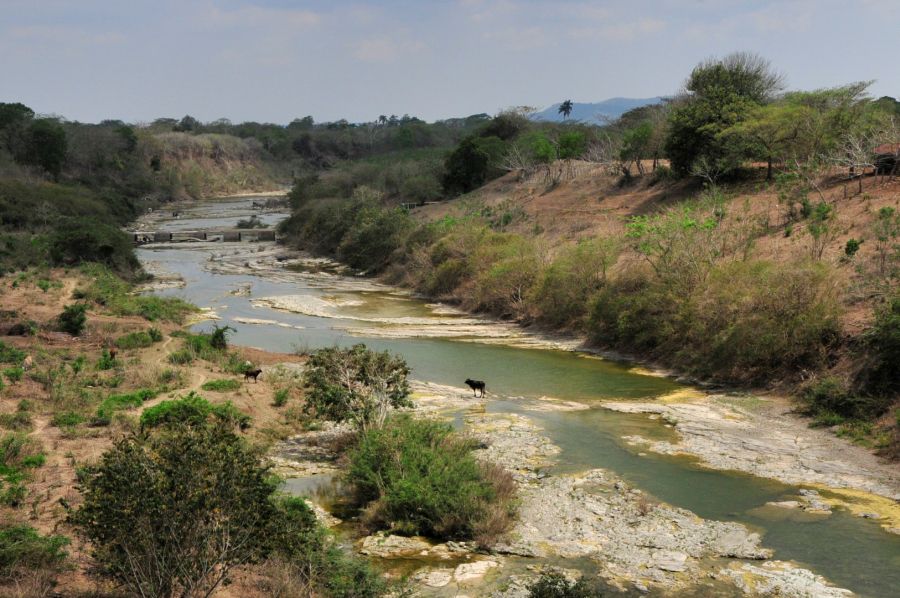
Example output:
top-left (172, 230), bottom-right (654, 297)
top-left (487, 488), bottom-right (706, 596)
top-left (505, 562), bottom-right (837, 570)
top-left (134, 196), bottom-right (900, 597)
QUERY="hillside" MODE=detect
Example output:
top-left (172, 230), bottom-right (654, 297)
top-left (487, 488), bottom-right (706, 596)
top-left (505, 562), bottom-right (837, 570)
top-left (531, 97), bottom-right (664, 123)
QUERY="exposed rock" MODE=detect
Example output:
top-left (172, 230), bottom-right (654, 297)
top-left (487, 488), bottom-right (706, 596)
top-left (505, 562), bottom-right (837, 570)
top-left (766, 500), bottom-right (803, 510)
top-left (269, 421), bottom-right (353, 476)
top-left (454, 560), bottom-right (500, 582)
top-left (721, 561), bottom-right (853, 597)
top-left (603, 399), bottom-right (900, 501)
top-left (358, 534), bottom-right (433, 558)
top-left (415, 568), bottom-right (454, 588)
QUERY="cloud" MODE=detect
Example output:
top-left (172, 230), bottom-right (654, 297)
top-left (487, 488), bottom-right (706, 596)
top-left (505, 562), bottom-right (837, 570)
top-left (353, 37), bottom-right (426, 63)
top-left (8, 25), bottom-right (125, 45)
top-left (570, 18), bottom-right (666, 42)
top-left (203, 3), bottom-right (321, 29)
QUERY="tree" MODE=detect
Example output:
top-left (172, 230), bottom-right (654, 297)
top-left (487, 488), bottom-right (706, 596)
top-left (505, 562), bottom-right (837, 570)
top-left (175, 115), bottom-right (200, 132)
top-left (719, 103), bottom-right (805, 180)
top-left (665, 52), bottom-right (784, 176)
top-left (24, 119), bottom-right (67, 177)
top-left (302, 344), bottom-right (411, 432)
top-left (57, 304), bottom-right (88, 336)
top-left (620, 122), bottom-right (653, 176)
top-left (442, 135), bottom-right (506, 195)
top-left (72, 419), bottom-right (276, 598)
top-left (558, 99), bottom-right (574, 120)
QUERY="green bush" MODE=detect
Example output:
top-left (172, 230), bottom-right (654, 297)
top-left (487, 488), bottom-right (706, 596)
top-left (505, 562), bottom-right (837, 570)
top-left (93, 388), bottom-right (158, 425)
top-left (273, 388), bottom-right (290, 407)
top-left (139, 392), bottom-right (250, 430)
top-left (57, 303), bottom-right (88, 336)
top-left (71, 417), bottom-right (275, 597)
top-left (303, 344), bottom-right (411, 432)
top-left (49, 219), bottom-right (139, 275)
top-left (200, 378), bottom-right (241, 392)
top-left (859, 296), bottom-right (900, 398)
top-left (52, 411), bottom-right (86, 428)
top-left (75, 264), bottom-right (196, 323)
top-left (167, 348), bottom-right (194, 365)
top-left (802, 377), bottom-right (886, 421)
top-left (589, 260), bottom-right (842, 383)
top-left (527, 571), bottom-right (613, 598)
top-left (0, 401), bottom-right (32, 430)
top-left (3, 367), bottom-right (23, 382)
top-left (115, 330), bottom-right (155, 350)
top-left (347, 415), bottom-right (516, 544)
top-left (148, 327), bottom-right (164, 342)
top-left (0, 525), bottom-right (69, 580)
top-left (264, 496), bottom-right (386, 598)
top-left (0, 341), bottom-right (26, 365)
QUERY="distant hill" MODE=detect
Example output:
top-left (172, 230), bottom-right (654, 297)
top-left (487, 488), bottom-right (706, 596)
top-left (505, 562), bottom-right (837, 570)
top-left (531, 97), bottom-right (665, 123)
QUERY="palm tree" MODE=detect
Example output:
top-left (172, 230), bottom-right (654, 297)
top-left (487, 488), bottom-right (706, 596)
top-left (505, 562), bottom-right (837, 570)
top-left (558, 99), bottom-right (574, 120)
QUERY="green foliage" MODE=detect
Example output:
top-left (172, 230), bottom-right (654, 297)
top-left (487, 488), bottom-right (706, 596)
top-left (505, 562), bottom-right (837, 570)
top-left (0, 401), bottom-right (32, 431)
top-left (24, 118), bottom-right (67, 177)
top-left (210, 323), bottom-right (234, 350)
top-left (590, 260), bottom-right (841, 382)
top-left (531, 238), bottom-right (619, 327)
top-left (527, 571), bottom-right (612, 597)
top-left (2, 367), bottom-right (23, 383)
top-left (273, 388), bottom-right (290, 407)
top-left (858, 295), bottom-right (900, 397)
top-left (200, 378), bottom-right (241, 392)
top-left (71, 418), bottom-right (275, 597)
top-left (1, 433), bottom-right (44, 507)
top-left (0, 525), bottom-right (69, 581)
top-left (49, 220), bottom-right (139, 275)
top-left (264, 496), bottom-right (386, 598)
top-left (303, 344), bottom-right (411, 431)
top-left (96, 349), bottom-right (117, 371)
top-left (347, 415), bottom-right (516, 543)
top-left (52, 411), bottom-right (86, 428)
top-left (844, 238), bottom-right (862, 257)
top-left (115, 330), bottom-right (155, 350)
top-left (74, 264), bottom-right (196, 323)
top-left (139, 392), bottom-right (250, 431)
top-left (442, 135), bottom-right (507, 195)
top-left (665, 52), bottom-right (783, 176)
top-left (57, 303), bottom-right (88, 336)
top-left (94, 388), bottom-right (158, 426)
top-left (0, 342), bottom-right (26, 365)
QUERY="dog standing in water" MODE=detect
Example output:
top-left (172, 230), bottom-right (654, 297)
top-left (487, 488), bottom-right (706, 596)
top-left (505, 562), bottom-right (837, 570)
top-left (464, 378), bottom-right (486, 398)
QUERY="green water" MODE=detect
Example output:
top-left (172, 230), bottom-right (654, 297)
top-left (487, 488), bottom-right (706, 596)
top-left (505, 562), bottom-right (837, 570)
top-left (137, 198), bottom-right (900, 597)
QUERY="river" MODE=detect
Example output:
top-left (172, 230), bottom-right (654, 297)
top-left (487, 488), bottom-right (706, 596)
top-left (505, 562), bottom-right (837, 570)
top-left (135, 196), bottom-right (900, 597)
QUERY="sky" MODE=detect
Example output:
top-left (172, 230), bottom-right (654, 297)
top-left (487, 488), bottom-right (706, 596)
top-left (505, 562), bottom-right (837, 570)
top-left (1, 0), bottom-right (898, 125)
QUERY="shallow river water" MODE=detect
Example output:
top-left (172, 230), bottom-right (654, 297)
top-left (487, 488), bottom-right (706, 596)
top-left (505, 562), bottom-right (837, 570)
top-left (136, 197), bottom-right (900, 597)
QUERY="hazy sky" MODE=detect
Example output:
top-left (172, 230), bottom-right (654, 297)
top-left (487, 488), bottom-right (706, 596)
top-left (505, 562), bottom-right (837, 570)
top-left (1, 0), bottom-right (898, 124)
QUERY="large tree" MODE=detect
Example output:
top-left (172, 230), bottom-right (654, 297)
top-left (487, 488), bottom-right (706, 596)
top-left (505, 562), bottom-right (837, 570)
top-left (664, 52), bottom-right (785, 176)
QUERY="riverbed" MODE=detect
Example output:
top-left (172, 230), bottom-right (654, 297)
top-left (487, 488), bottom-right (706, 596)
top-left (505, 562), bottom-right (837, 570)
top-left (135, 196), bottom-right (900, 597)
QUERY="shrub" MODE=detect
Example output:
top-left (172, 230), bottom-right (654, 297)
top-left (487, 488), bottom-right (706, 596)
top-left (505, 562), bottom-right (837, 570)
top-left (303, 344), bottom-right (411, 432)
top-left (531, 238), bottom-right (619, 327)
top-left (273, 388), bottom-right (289, 407)
top-left (75, 264), bottom-right (195, 323)
top-left (0, 525), bottom-right (69, 581)
top-left (49, 220), bottom-right (140, 275)
top-left (148, 327), bottom-right (164, 342)
top-left (802, 377), bottom-right (886, 421)
top-left (93, 388), bottom-right (158, 425)
top-left (527, 571), bottom-right (612, 598)
top-left (3, 367), bottom-right (23, 383)
top-left (200, 378), bottom-right (241, 392)
top-left (115, 330), bottom-right (155, 350)
top-left (57, 303), bottom-right (88, 336)
top-left (858, 295), bottom-right (900, 398)
top-left (52, 411), bottom-right (86, 428)
top-left (589, 260), bottom-right (842, 383)
top-left (263, 497), bottom-right (386, 598)
top-left (0, 342), bottom-right (26, 365)
top-left (139, 392), bottom-right (250, 430)
top-left (209, 324), bottom-right (234, 350)
top-left (168, 348), bottom-right (194, 365)
top-left (96, 348), bottom-right (117, 370)
top-left (347, 415), bottom-right (516, 544)
top-left (71, 418), bottom-right (276, 598)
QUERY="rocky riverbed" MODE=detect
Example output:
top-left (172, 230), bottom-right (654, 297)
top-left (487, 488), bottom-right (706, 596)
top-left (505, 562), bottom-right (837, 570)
top-left (272, 385), bottom-right (856, 597)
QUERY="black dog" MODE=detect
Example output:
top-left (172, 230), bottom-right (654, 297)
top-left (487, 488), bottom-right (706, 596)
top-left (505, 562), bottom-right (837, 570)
top-left (244, 368), bottom-right (263, 383)
top-left (464, 378), bottom-right (486, 398)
